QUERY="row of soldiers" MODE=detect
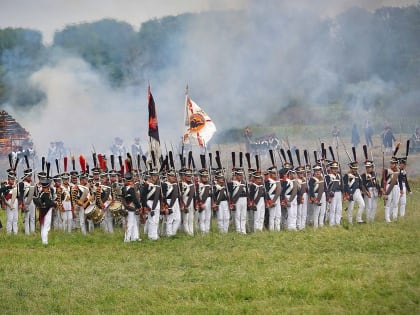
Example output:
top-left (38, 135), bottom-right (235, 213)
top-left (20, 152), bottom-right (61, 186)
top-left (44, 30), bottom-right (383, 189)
top-left (0, 142), bottom-right (412, 244)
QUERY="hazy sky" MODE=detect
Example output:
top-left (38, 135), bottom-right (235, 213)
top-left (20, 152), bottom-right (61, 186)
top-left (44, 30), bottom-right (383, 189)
top-left (0, 0), bottom-right (417, 43)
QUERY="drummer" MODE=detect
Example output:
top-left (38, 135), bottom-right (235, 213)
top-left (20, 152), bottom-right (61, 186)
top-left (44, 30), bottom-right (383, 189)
top-left (99, 171), bottom-right (113, 233)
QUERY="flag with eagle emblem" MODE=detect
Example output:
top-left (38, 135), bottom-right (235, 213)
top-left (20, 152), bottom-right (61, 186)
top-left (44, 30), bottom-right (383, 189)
top-left (182, 90), bottom-right (216, 147)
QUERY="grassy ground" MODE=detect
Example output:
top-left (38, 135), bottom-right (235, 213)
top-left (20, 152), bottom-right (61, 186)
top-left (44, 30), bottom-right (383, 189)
top-left (0, 182), bottom-right (419, 314)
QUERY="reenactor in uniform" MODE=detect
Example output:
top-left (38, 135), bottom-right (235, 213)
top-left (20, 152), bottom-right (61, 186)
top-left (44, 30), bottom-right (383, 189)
top-left (246, 169), bottom-right (256, 233)
top-left (248, 170), bottom-right (267, 232)
top-left (98, 172), bottom-right (113, 233)
top-left (18, 168), bottom-right (36, 234)
top-left (51, 174), bottom-right (65, 230)
top-left (71, 173), bottom-right (92, 236)
top-left (213, 169), bottom-right (230, 233)
top-left (34, 177), bottom-right (56, 245)
top-left (305, 164), bottom-right (314, 226)
top-left (325, 161), bottom-right (343, 226)
top-left (361, 160), bottom-right (380, 223)
top-left (295, 165), bottom-right (308, 230)
top-left (196, 169), bottom-right (212, 234)
top-left (60, 173), bottom-right (73, 233)
top-left (382, 156), bottom-right (400, 222)
top-left (0, 170), bottom-right (19, 234)
top-left (180, 168), bottom-right (195, 236)
top-left (308, 164), bottom-right (326, 228)
top-left (140, 169), bottom-right (161, 240)
top-left (284, 169), bottom-right (298, 230)
top-left (398, 157), bottom-right (411, 218)
top-left (161, 169), bottom-right (181, 237)
top-left (265, 167), bottom-right (281, 231)
top-left (123, 172), bottom-right (142, 242)
top-left (343, 161), bottom-right (366, 224)
top-left (228, 168), bottom-right (248, 234)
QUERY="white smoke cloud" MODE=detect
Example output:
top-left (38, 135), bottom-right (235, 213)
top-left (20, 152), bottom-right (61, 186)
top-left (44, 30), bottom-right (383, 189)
top-left (16, 53), bottom-right (149, 157)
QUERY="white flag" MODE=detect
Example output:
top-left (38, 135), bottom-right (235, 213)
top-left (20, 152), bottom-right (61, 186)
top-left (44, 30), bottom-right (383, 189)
top-left (182, 94), bottom-right (216, 147)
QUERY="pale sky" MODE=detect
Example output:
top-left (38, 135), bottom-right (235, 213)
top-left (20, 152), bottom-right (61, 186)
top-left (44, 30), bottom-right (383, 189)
top-left (0, 0), bottom-right (417, 44)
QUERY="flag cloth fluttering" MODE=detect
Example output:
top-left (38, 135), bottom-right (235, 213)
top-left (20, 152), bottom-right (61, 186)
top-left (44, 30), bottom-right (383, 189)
top-left (147, 85), bottom-right (161, 167)
top-left (182, 92), bottom-right (216, 147)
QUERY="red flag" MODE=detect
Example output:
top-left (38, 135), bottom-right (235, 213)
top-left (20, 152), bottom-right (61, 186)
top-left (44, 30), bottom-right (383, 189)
top-left (148, 85), bottom-right (160, 143)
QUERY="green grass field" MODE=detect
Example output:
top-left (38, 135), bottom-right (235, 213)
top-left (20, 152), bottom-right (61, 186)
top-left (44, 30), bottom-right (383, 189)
top-left (1, 182), bottom-right (419, 315)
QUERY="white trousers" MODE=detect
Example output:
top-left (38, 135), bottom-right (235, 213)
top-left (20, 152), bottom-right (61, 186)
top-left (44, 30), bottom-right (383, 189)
top-left (253, 198), bottom-right (265, 231)
top-left (146, 200), bottom-right (160, 240)
top-left (78, 207), bottom-right (86, 235)
top-left (297, 193), bottom-right (308, 230)
top-left (399, 184), bottom-right (407, 217)
top-left (347, 189), bottom-right (365, 223)
top-left (364, 187), bottom-right (378, 223)
top-left (313, 192), bottom-right (326, 228)
top-left (182, 203), bottom-right (195, 236)
top-left (40, 209), bottom-right (52, 244)
top-left (166, 199), bottom-right (181, 237)
top-left (23, 202), bottom-right (36, 234)
top-left (61, 210), bottom-right (73, 233)
top-left (198, 197), bottom-right (212, 233)
top-left (384, 184), bottom-right (400, 222)
top-left (269, 196), bottom-right (281, 231)
top-left (329, 192), bottom-right (342, 226)
top-left (287, 196), bottom-right (298, 230)
top-left (234, 197), bottom-right (247, 234)
top-left (6, 199), bottom-right (19, 234)
top-left (217, 201), bottom-right (230, 233)
top-left (125, 211), bottom-right (139, 242)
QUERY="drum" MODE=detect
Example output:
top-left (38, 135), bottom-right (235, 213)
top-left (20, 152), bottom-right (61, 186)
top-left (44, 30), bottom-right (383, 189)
top-left (85, 204), bottom-right (105, 223)
top-left (107, 201), bottom-right (127, 218)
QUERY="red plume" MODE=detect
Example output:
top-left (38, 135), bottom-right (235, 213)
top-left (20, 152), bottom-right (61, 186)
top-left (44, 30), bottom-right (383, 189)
top-left (120, 165), bottom-right (125, 177)
top-left (98, 154), bottom-right (106, 171)
top-left (79, 155), bottom-right (86, 173)
top-left (64, 156), bottom-right (68, 172)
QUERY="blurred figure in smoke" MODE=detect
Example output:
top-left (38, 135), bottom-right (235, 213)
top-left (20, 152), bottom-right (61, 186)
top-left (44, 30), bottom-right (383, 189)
top-left (382, 125), bottom-right (396, 154)
top-left (331, 125), bottom-right (340, 147)
top-left (131, 137), bottom-right (144, 157)
top-left (351, 124), bottom-right (360, 148)
top-left (47, 142), bottom-right (57, 163)
top-left (110, 137), bottom-right (127, 157)
top-left (364, 120), bottom-right (374, 147)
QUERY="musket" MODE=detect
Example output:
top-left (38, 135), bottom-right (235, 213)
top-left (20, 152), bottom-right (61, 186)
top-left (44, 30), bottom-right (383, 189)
top-left (339, 136), bottom-right (353, 163)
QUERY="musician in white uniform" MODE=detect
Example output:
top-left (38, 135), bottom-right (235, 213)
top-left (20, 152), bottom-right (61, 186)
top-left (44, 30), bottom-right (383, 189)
top-left (18, 168), bottom-right (36, 234)
top-left (1, 170), bottom-right (19, 235)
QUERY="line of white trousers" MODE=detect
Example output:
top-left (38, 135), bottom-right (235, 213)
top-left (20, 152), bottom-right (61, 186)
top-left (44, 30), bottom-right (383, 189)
top-left (313, 192), bottom-right (326, 228)
top-left (329, 192), bottom-right (342, 226)
top-left (347, 189), bottom-right (365, 223)
top-left (364, 188), bottom-right (378, 223)
top-left (268, 196), bottom-right (281, 231)
top-left (297, 193), bottom-right (308, 230)
top-left (234, 197), bottom-right (247, 234)
top-left (166, 199), bottom-right (181, 236)
top-left (198, 197), bottom-right (212, 233)
top-left (6, 199), bottom-right (19, 234)
top-left (23, 202), bottom-right (36, 234)
top-left (40, 209), bottom-right (52, 244)
top-left (384, 184), bottom-right (400, 222)
top-left (217, 201), bottom-right (230, 233)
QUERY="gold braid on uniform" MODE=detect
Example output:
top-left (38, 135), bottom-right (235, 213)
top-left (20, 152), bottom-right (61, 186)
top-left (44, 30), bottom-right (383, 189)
top-left (56, 186), bottom-right (64, 212)
top-left (96, 185), bottom-right (105, 209)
